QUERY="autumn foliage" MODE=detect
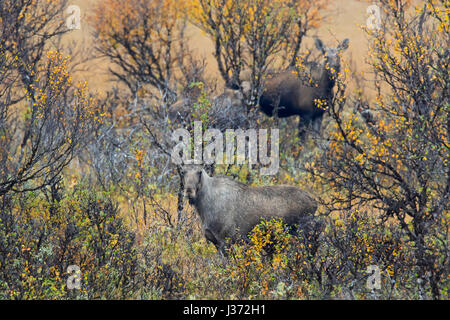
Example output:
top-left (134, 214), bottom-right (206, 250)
top-left (90, 0), bottom-right (191, 98)
top-left (189, 0), bottom-right (328, 105)
top-left (0, 0), bottom-right (448, 300)
top-left (307, 0), bottom-right (449, 299)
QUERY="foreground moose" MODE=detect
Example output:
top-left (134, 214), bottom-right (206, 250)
top-left (258, 38), bottom-right (349, 139)
top-left (183, 166), bottom-right (318, 256)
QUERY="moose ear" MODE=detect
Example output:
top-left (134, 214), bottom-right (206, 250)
top-left (198, 168), bottom-right (210, 184)
top-left (339, 38), bottom-right (349, 51)
top-left (315, 38), bottom-right (325, 54)
top-left (197, 169), bottom-right (203, 184)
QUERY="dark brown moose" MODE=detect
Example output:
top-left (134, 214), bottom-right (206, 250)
top-left (259, 38), bottom-right (349, 139)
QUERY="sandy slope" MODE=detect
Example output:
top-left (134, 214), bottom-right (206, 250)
top-left (61, 0), bottom-right (372, 93)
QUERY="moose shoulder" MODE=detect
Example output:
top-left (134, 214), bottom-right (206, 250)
top-left (183, 166), bottom-right (318, 255)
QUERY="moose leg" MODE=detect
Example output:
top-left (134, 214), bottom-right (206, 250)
top-left (312, 115), bottom-right (323, 136)
top-left (204, 228), bottom-right (227, 256)
top-left (204, 228), bottom-right (219, 247)
top-left (298, 115), bottom-right (312, 141)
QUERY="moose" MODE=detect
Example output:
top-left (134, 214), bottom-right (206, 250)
top-left (182, 165), bottom-right (318, 256)
top-left (258, 38), bottom-right (349, 139)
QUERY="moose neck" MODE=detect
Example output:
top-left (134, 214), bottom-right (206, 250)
top-left (319, 66), bottom-right (338, 97)
top-left (195, 172), bottom-right (212, 221)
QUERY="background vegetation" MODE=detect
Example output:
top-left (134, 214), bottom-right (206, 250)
top-left (0, 0), bottom-right (448, 299)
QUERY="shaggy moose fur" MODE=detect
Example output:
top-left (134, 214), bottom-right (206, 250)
top-left (183, 166), bottom-right (318, 255)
